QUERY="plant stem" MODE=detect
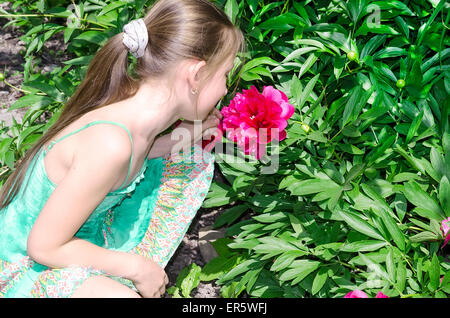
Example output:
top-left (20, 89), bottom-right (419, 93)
top-left (400, 293), bottom-right (423, 298)
top-left (281, 0), bottom-right (290, 14)
top-left (0, 167), bottom-right (10, 177)
top-left (0, 13), bottom-right (111, 29)
top-left (329, 126), bottom-right (345, 142)
top-left (407, 226), bottom-right (423, 232)
top-left (0, 14), bottom-right (54, 17)
top-left (291, 120), bottom-right (315, 132)
top-left (3, 80), bottom-right (45, 96)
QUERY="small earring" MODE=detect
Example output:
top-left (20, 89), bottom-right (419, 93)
top-left (191, 87), bottom-right (198, 95)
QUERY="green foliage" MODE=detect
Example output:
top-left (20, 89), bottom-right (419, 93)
top-left (1, 0), bottom-right (449, 298)
top-left (167, 262), bottom-right (202, 298)
top-left (202, 0), bottom-right (450, 298)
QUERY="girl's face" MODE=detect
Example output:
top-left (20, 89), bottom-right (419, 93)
top-left (195, 55), bottom-right (235, 120)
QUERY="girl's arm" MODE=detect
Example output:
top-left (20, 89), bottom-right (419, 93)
top-left (30, 236), bottom-right (144, 281)
top-left (27, 126), bottom-right (146, 280)
top-left (147, 133), bottom-right (181, 160)
top-left (147, 113), bottom-right (221, 159)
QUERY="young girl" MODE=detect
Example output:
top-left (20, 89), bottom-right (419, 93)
top-left (0, 0), bottom-right (245, 298)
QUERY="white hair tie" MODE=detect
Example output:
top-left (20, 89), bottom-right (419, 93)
top-left (122, 18), bottom-right (148, 58)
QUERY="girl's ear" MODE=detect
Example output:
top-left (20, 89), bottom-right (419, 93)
top-left (187, 59), bottom-right (207, 88)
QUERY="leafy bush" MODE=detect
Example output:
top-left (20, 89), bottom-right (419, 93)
top-left (200, 0), bottom-right (450, 298)
top-left (0, 0), bottom-right (449, 298)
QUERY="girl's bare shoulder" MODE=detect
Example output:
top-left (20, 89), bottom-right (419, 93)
top-left (43, 106), bottom-right (133, 186)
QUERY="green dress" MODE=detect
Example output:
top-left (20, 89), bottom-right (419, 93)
top-left (0, 120), bottom-right (215, 297)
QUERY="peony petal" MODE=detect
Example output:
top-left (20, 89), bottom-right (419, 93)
top-left (442, 234), bottom-right (450, 249)
top-left (375, 291), bottom-right (389, 298)
top-left (344, 290), bottom-right (368, 298)
top-left (262, 86), bottom-right (284, 103)
top-left (277, 129), bottom-right (287, 141)
top-left (441, 217), bottom-right (450, 249)
top-left (278, 101), bottom-right (295, 119)
top-left (442, 217), bottom-right (450, 235)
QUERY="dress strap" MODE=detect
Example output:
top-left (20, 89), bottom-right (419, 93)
top-left (47, 120), bottom-right (134, 191)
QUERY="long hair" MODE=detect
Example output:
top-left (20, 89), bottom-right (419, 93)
top-left (0, 0), bottom-right (246, 210)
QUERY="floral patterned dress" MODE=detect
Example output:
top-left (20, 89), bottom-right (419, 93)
top-left (0, 120), bottom-right (214, 297)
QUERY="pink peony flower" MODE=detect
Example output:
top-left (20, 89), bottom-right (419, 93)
top-left (344, 290), bottom-right (368, 298)
top-left (344, 290), bottom-right (389, 298)
top-left (202, 121), bottom-right (224, 152)
top-left (375, 291), bottom-right (389, 298)
top-left (441, 217), bottom-right (450, 249)
top-left (219, 85), bottom-right (295, 159)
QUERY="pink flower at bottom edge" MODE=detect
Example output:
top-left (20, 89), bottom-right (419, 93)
top-left (344, 290), bottom-right (389, 298)
top-left (375, 291), bottom-right (389, 298)
top-left (441, 217), bottom-right (450, 249)
top-left (344, 290), bottom-right (368, 298)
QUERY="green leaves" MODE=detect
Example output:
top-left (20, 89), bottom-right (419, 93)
top-left (73, 30), bottom-right (110, 46)
top-left (168, 263), bottom-right (202, 298)
top-left (291, 73), bottom-right (320, 111)
top-left (342, 85), bottom-right (373, 128)
top-left (270, 250), bottom-right (307, 272)
top-left (200, 255), bottom-right (242, 282)
top-left (405, 110), bottom-right (424, 144)
top-left (375, 207), bottom-right (406, 251)
top-left (311, 267), bottom-right (329, 296)
top-left (217, 259), bottom-right (261, 285)
top-left (224, 0), bottom-right (240, 24)
top-left (287, 178), bottom-right (342, 210)
top-left (241, 57), bottom-right (279, 81)
top-left (344, 0), bottom-right (369, 25)
top-left (395, 258), bottom-right (407, 293)
top-left (279, 260), bottom-right (321, 285)
top-left (288, 179), bottom-right (340, 196)
top-left (403, 181), bottom-right (445, 221)
top-left (202, 182), bottom-right (236, 208)
top-left (428, 253), bottom-right (440, 292)
top-left (9, 94), bottom-right (54, 111)
top-left (339, 210), bottom-right (385, 241)
top-left (253, 236), bottom-right (300, 256)
top-left (340, 240), bottom-right (388, 252)
top-left (258, 13), bottom-right (302, 32)
top-left (439, 177), bottom-right (450, 217)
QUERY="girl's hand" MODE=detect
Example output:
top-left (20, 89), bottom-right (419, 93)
top-left (131, 255), bottom-right (168, 298)
top-left (173, 108), bottom-right (222, 147)
top-left (201, 107), bottom-right (223, 142)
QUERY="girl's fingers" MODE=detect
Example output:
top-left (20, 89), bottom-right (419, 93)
top-left (164, 274), bottom-right (169, 285)
top-left (209, 108), bottom-right (222, 119)
top-left (214, 109), bottom-right (223, 120)
top-left (204, 117), bottom-right (219, 129)
top-left (203, 127), bottom-right (217, 138)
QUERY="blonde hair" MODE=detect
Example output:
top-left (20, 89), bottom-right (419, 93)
top-left (0, 0), bottom-right (246, 210)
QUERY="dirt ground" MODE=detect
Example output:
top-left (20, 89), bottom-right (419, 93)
top-left (0, 3), bottom-right (227, 298)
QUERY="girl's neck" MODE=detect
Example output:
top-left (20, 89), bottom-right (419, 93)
top-left (119, 82), bottom-right (181, 143)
